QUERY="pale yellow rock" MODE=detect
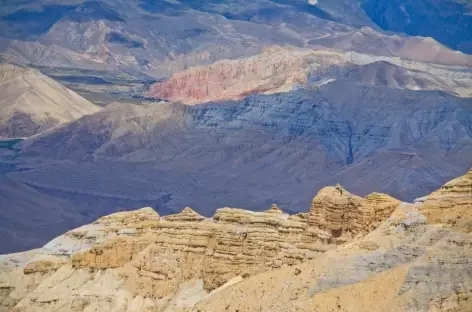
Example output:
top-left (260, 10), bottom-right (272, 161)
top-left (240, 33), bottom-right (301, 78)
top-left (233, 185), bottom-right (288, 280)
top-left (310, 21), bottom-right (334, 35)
top-left (265, 204), bottom-right (284, 214)
top-left (164, 207), bottom-right (205, 222)
top-left (417, 169), bottom-right (472, 233)
top-left (3, 181), bottom-right (453, 312)
top-left (308, 185), bottom-right (400, 244)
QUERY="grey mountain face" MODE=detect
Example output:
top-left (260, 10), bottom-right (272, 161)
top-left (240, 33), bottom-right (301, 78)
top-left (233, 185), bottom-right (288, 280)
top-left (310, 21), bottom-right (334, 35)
top-left (1, 0), bottom-right (471, 77)
top-left (12, 81), bottom-right (472, 218)
top-left (361, 0), bottom-right (472, 53)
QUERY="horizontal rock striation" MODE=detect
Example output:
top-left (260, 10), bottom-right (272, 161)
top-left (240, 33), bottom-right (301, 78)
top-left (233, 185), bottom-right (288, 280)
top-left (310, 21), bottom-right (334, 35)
top-left (191, 169), bottom-right (472, 312)
top-left (2, 170), bottom-right (472, 312)
top-left (417, 168), bottom-right (472, 233)
top-left (309, 185), bottom-right (401, 243)
top-left (0, 186), bottom-right (401, 312)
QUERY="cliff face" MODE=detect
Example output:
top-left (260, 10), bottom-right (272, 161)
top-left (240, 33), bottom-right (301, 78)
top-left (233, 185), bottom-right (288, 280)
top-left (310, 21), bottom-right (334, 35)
top-left (2, 170), bottom-right (472, 312)
top-left (0, 188), bottom-right (400, 312)
top-left (309, 186), bottom-right (401, 243)
top-left (191, 169), bottom-right (472, 312)
top-left (417, 169), bottom-right (472, 233)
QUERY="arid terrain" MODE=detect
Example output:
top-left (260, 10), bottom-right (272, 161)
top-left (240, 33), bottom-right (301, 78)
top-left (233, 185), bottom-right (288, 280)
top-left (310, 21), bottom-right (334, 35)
top-left (0, 63), bottom-right (100, 137)
top-left (0, 169), bottom-right (471, 311)
top-left (0, 0), bottom-right (471, 257)
top-left (1, 1), bottom-right (472, 310)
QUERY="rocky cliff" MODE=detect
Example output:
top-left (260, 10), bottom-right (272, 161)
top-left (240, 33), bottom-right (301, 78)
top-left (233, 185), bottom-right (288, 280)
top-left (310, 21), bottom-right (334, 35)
top-left (191, 169), bottom-right (472, 312)
top-left (417, 168), bottom-right (472, 233)
top-left (0, 187), bottom-right (400, 312)
top-left (2, 169), bottom-right (472, 312)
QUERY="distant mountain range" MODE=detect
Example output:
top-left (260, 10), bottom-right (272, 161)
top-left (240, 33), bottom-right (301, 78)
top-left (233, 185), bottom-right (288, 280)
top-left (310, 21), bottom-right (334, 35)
top-left (0, 0), bottom-right (471, 77)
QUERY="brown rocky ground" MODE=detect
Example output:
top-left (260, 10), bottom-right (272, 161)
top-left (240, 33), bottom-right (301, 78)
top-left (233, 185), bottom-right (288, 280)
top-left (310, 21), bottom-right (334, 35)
top-left (1, 169), bottom-right (471, 312)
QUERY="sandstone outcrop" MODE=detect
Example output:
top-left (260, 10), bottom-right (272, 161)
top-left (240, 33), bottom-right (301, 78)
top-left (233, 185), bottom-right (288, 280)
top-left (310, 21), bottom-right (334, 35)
top-left (308, 185), bottom-right (401, 243)
top-left (0, 186), bottom-right (400, 312)
top-left (417, 169), bottom-right (472, 233)
top-left (191, 169), bottom-right (472, 312)
top-left (2, 171), bottom-right (472, 311)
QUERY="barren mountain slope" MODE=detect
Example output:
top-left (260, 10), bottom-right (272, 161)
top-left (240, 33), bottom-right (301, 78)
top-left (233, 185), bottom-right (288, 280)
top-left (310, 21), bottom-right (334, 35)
top-left (361, 0), bottom-right (472, 53)
top-left (310, 26), bottom-right (472, 66)
top-left (0, 169), bottom-right (471, 312)
top-left (8, 82), bottom-right (472, 213)
top-left (0, 63), bottom-right (100, 138)
top-left (146, 47), bottom-right (472, 104)
top-left (1, 0), bottom-right (471, 77)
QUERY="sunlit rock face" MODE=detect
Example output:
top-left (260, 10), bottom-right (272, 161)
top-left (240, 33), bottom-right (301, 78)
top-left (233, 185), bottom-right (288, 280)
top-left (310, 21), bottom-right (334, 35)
top-left (145, 46), bottom-right (472, 105)
top-left (361, 0), bottom-right (472, 53)
top-left (145, 47), bottom-right (333, 104)
top-left (190, 169), bottom-right (472, 312)
top-left (0, 187), bottom-right (399, 312)
top-left (417, 168), bottom-right (472, 233)
top-left (2, 170), bottom-right (472, 312)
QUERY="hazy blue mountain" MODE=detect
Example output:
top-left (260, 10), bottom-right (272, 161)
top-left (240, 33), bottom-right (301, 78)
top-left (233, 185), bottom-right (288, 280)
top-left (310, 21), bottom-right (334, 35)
top-left (361, 0), bottom-right (472, 53)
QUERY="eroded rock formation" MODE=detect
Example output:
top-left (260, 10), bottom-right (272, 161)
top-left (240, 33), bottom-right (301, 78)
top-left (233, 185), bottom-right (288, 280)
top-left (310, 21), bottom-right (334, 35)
top-left (308, 185), bottom-right (401, 243)
top-left (0, 187), bottom-right (400, 312)
top-left (191, 169), bottom-right (472, 312)
top-left (417, 169), bottom-right (472, 233)
top-left (2, 169), bottom-right (471, 312)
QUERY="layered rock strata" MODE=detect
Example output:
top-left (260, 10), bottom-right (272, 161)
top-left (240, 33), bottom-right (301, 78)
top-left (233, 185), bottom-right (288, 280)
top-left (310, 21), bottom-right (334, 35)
top-left (309, 185), bottom-right (401, 243)
top-left (416, 169), bottom-right (472, 233)
top-left (191, 169), bottom-right (472, 312)
top-left (0, 187), bottom-right (399, 312)
top-left (2, 169), bottom-right (471, 311)
top-left (146, 47), bottom-right (343, 104)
